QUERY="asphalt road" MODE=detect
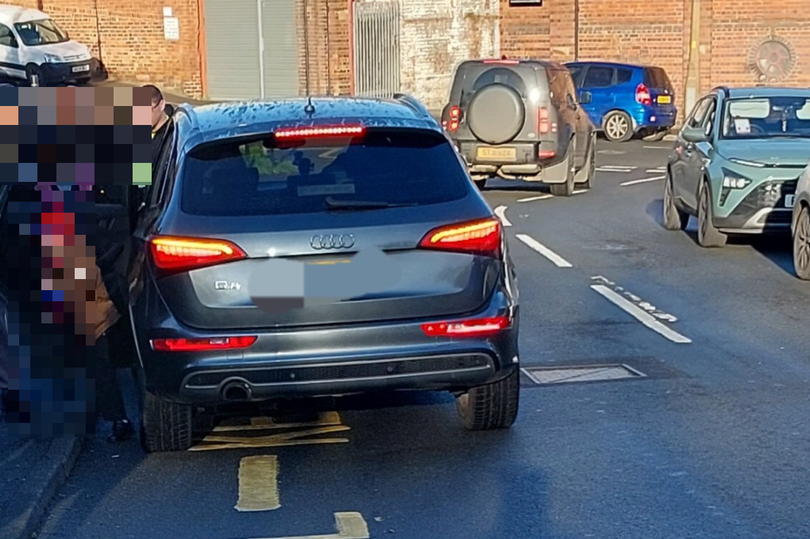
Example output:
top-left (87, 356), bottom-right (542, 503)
top-left (37, 139), bottom-right (810, 539)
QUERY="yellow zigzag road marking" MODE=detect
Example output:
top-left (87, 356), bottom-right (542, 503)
top-left (235, 455), bottom-right (280, 512)
top-left (246, 512), bottom-right (370, 539)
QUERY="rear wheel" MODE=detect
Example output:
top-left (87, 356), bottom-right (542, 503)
top-left (793, 205), bottom-right (810, 280)
top-left (697, 181), bottom-right (727, 248)
top-left (141, 391), bottom-right (193, 452)
top-left (456, 369), bottom-right (520, 430)
top-left (663, 170), bottom-right (689, 230)
top-left (550, 142), bottom-right (575, 197)
top-left (603, 111), bottom-right (633, 142)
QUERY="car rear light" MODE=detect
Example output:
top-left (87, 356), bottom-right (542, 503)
top-left (538, 107), bottom-right (550, 134)
top-left (151, 336), bottom-right (258, 352)
top-left (419, 218), bottom-right (501, 258)
top-left (538, 149), bottom-right (556, 159)
top-left (274, 125), bottom-right (366, 139)
top-left (149, 236), bottom-right (247, 273)
top-left (421, 316), bottom-right (510, 338)
top-left (636, 83), bottom-right (652, 106)
top-left (448, 106), bottom-right (462, 132)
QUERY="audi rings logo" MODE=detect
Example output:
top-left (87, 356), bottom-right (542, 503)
top-left (310, 234), bottom-right (356, 250)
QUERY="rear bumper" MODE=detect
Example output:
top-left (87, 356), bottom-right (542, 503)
top-left (455, 140), bottom-right (562, 180)
top-left (630, 105), bottom-right (677, 131)
top-left (135, 290), bottom-right (519, 405)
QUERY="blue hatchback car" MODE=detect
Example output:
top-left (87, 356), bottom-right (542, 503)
top-left (565, 61), bottom-right (677, 142)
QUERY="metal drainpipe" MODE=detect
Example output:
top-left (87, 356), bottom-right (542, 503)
top-left (684, 0), bottom-right (701, 116)
top-left (574, 0), bottom-right (580, 60)
top-left (94, 0), bottom-right (104, 64)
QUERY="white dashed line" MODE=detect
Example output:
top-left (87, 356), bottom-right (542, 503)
top-left (590, 285), bottom-right (692, 344)
top-left (516, 234), bottom-right (572, 268)
top-left (620, 175), bottom-right (666, 187)
top-left (573, 189), bottom-right (588, 195)
top-left (646, 168), bottom-right (667, 173)
top-left (644, 145), bottom-right (670, 150)
top-left (596, 165), bottom-right (637, 173)
top-left (518, 194), bottom-right (554, 203)
top-left (494, 205), bottom-right (512, 227)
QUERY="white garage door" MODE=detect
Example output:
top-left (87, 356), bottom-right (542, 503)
top-left (204, 0), bottom-right (300, 100)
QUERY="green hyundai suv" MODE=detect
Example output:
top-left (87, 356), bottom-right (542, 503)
top-left (663, 87), bottom-right (810, 247)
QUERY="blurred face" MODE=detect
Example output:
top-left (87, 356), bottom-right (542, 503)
top-left (151, 98), bottom-right (166, 129)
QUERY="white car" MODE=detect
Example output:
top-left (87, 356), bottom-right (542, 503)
top-left (791, 163), bottom-right (810, 280)
top-left (0, 4), bottom-right (92, 86)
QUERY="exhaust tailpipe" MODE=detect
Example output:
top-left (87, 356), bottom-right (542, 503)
top-left (221, 380), bottom-right (252, 402)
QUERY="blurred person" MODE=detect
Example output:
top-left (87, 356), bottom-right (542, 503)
top-left (145, 84), bottom-right (173, 162)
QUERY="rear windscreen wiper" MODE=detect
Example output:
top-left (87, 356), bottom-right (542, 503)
top-left (324, 197), bottom-right (416, 211)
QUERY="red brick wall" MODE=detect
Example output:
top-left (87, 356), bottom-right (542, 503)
top-left (501, 0), bottom-right (810, 124)
top-left (297, 0), bottom-right (351, 97)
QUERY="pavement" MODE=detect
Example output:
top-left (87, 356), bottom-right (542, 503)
top-left (7, 137), bottom-right (805, 539)
top-left (0, 424), bottom-right (83, 539)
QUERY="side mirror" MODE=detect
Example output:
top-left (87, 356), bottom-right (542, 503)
top-left (681, 126), bottom-right (709, 144)
top-left (579, 91), bottom-right (592, 105)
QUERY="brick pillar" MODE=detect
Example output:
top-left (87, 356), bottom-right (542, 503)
top-left (548, 0), bottom-right (576, 62)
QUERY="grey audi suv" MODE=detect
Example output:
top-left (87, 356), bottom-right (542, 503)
top-left (131, 95), bottom-right (521, 451)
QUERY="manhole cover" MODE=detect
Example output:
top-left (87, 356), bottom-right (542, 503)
top-left (522, 364), bottom-right (645, 385)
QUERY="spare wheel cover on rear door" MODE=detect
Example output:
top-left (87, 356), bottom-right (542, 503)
top-left (467, 84), bottom-right (526, 145)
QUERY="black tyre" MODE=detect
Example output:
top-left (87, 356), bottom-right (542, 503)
top-left (141, 391), bottom-right (193, 452)
top-left (456, 369), bottom-right (520, 430)
top-left (697, 181), bottom-right (727, 248)
top-left (550, 143), bottom-right (575, 197)
top-left (474, 178), bottom-right (487, 190)
top-left (793, 205), bottom-right (810, 280)
top-left (603, 111), bottom-right (633, 142)
top-left (644, 130), bottom-right (669, 142)
top-left (663, 170), bottom-right (689, 230)
top-left (25, 65), bottom-right (43, 87)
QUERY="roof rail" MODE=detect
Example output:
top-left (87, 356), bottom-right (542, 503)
top-left (392, 93), bottom-right (433, 119)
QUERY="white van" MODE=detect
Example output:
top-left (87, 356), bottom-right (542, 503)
top-left (0, 4), bottom-right (92, 86)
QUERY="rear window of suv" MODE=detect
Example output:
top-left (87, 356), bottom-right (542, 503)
top-left (180, 129), bottom-right (470, 216)
top-left (644, 67), bottom-right (673, 91)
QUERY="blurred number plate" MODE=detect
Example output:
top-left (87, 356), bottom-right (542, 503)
top-left (72, 65), bottom-right (90, 73)
top-left (785, 194), bottom-right (795, 208)
top-left (477, 147), bottom-right (517, 161)
top-left (657, 95), bottom-right (671, 104)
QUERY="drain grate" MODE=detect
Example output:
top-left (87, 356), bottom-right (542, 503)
top-left (522, 364), bottom-right (645, 385)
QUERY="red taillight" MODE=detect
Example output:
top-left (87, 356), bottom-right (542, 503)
top-left (419, 218), bottom-right (501, 257)
top-left (538, 107), bottom-right (550, 134)
top-left (636, 83), bottom-right (652, 106)
top-left (422, 316), bottom-right (510, 338)
top-left (448, 106), bottom-right (462, 132)
top-left (483, 59), bottom-right (519, 65)
top-left (151, 336), bottom-right (258, 352)
top-left (149, 236), bottom-right (247, 273)
top-left (274, 125), bottom-right (366, 139)
top-left (538, 149), bottom-right (556, 159)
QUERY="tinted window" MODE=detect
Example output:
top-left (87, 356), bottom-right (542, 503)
top-left (566, 65), bottom-right (584, 86)
top-left (721, 96), bottom-right (810, 139)
top-left (471, 67), bottom-right (527, 97)
top-left (644, 68), bottom-right (673, 90)
top-left (181, 130), bottom-right (470, 217)
top-left (582, 67), bottom-right (614, 89)
top-left (0, 24), bottom-right (16, 47)
top-left (616, 68), bottom-right (634, 84)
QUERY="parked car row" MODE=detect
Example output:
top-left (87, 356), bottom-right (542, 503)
top-left (440, 58), bottom-right (677, 194)
top-left (662, 86), bottom-right (810, 280)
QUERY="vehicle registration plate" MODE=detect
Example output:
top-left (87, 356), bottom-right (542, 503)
top-left (72, 65), bottom-right (90, 73)
top-left (657, 95), bottom-right (671, 104)
top-left (477, 146), bottom-right (517, 161)
top-left (785, 194), bottom-right (796, 208)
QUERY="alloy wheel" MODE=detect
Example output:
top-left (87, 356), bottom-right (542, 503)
top-left (795, 207), bottom-right (810, 279)
top-left (607, 115), bottom-right (629, 141)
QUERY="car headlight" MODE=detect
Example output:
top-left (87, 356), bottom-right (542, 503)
top-left (43, 54), bottom-right (62, 63)
top-left (721, 170), bottom-right (752, 190)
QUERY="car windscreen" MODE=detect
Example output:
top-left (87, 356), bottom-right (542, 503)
top-left (180, 129), bottom-right (470, 217)
top-left (643, 68), bottom-right (673, 91)
top-left (721, 96), bottom-right (810, 139)
top-left (14, 19), bottom-right (69, 47)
